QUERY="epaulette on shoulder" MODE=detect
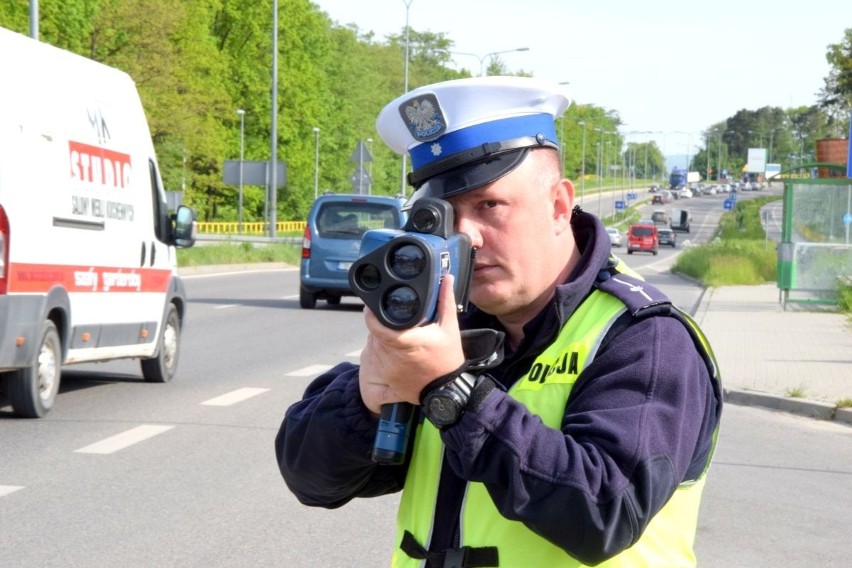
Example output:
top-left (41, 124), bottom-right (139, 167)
top-left (595, 264), bottom-right (672, 318)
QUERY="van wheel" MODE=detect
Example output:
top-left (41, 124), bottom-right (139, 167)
top-left (8, 320), bottom-right (62, 418)
top-left (142, 304), bottom-right (180, 383)
top-left (299, 287), bottom-right (317, 309)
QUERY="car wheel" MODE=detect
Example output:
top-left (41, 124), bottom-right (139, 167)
top-left (142, 303), bottom-right (181, 383)
top-left (326, 295), bottom-right (341, 306)
top-left (7, 320), bottom-right (62, 418)
top-left (299, 286), bottom-right (317, 309)
top-left (653, 248), bottom-right (658, 255)
top-left (627, 249), bottom-right (633, 255)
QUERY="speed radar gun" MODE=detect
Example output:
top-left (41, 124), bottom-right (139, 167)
top-left (348, 197), bottom-right (475, 464)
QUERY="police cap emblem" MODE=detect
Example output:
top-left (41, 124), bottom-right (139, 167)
top-left (399, 93), bottom-right (446, 143)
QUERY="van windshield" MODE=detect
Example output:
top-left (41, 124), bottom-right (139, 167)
top-left (317, 203), bottom-right (400, 237)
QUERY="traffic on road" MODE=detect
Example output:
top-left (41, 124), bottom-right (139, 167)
top-left (2, 184), bottom-right (849, 567)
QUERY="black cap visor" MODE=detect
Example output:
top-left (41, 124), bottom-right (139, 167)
top-left (403, 135), bottom-right (559, 209)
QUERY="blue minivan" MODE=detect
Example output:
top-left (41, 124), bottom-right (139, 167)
top-left (299, 193), bottom-right (406, 309)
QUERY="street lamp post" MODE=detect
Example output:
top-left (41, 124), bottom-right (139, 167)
top-left (313, 127), bottom-right (320, 200)
top-left (448, 48), bottom-right (529, 77)
top-left (479, 47), bottom-right (529, 76)
top-left (367, 138), bottom-right (373, 195)
top-left (594, 127), bottom-right (605, 217)
top-left (236, 108), bottom-right (245, 234)
top-left (768, 127), bottom-right (782, 164)
top-left (577, 120), bottom-right (586, 205)
top-left (400, 0), bottom-right (414, 196)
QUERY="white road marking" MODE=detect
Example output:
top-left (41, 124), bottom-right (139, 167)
top-left (287, 364), bottom-right (333, 377)
top-left (0, 485), bottom-right (24, 498)
top-left (74, 425), bottom-right (174, 455)
top-left (201, 387), bottom-right (269, 406)
top-left (214, 304), bottom-right (239, 310)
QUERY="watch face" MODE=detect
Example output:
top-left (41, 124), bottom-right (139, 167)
top-left (426, 394), bottom-right (462, 427)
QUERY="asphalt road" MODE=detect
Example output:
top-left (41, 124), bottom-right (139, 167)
top-left (2, 186), bottom-right (850, 567)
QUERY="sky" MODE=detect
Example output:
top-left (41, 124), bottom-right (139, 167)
top-left (310, 0), bottom-right (850, 155)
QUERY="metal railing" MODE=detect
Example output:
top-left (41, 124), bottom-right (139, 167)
top-left (195, 220), bottom-right (306, 235)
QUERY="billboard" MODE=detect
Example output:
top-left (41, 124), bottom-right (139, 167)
top-left (747, 148), bottom-right (767, 173)
top-left (765, 163), bottom-right (781, 179)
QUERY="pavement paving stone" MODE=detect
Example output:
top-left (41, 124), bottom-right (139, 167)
top-left (696, 283), bottom-right (852, 424)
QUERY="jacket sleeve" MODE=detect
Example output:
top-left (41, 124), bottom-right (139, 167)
top-left (275, 362), bottom-right (409, 508)
top-left (441, 315), bottom-right (719, 565)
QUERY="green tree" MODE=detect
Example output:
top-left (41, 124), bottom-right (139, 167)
top-left (819, 27), bottom-right (852, 137)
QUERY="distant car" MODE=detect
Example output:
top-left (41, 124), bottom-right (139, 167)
top-left (648, 184), bottom-right (660, 193)
top-left (652, 190), bottom-right (674, 205)
top-left (299, 193), bottom-right (406, 309)
top-left (627, 223), bottom-right (659, 255)
top-left (678, 187), bottom-right (693, 199)
top-left (657, 228), bottom-right (677, 247)
top-left (606, 227), bottom-right (623, 247)
top-left (651, 209), bottom-right (670, 226)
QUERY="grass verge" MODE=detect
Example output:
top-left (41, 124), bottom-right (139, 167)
top-left (177, 241), bottom-right (301, 267)
top-left (672, 196), bottom-right (779, 287)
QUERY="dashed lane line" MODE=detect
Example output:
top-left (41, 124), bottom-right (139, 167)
top-left (74, 425), bottom-right (175, 455)
top-left (201, 387), bottom-right (269, 406)
top-left (0, 485), bottom-right (24, 498)
top-left (287, 364), bottom-right (333, 377)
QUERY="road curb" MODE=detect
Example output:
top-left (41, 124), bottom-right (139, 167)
top-left (724, 388), bottom-right (849, 425)
top-left (178, 262), bottom-right (295, 276)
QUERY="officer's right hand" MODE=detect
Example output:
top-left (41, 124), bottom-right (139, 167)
top-left (358, 274), bottom-right (465, 416)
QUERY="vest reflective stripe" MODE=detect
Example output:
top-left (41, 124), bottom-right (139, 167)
top-left (393, 286), bottom-right (720, 567)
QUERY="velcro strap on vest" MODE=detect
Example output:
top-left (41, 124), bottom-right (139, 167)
top-left (401, 530), bottom-right (498, 567)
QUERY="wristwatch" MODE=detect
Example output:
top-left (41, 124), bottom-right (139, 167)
top-left (421, 372), bottom-right (477, 428)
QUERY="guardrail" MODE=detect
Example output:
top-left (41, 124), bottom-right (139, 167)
top-left (195, 221), bottom-right (306, 235)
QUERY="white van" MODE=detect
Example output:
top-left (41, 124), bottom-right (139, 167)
top-left (0, 27), bottom-right (196, 417)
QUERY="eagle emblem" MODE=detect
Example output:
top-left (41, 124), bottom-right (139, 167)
top-left (399, 93), bottom-right (446, 142)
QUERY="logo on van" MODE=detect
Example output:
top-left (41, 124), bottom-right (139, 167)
top-left (88, 108), bottom-right (111, 145)
top-left (69, 140), bottom-right (132, 189)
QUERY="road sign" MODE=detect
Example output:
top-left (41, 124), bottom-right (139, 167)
top-left (223, 160), bottom-right (286, 187)
top-left (615, 200), bottom-right (625, 210)
top-left (627, 192), bottom-right (636, 200)
top-left (724, 198), bottom-right (734, 210)
top-left (843, 212), bottom-right (852, 225)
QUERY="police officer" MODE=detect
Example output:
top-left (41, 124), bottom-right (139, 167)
top-left (276, 76), bottom-right (722, 567)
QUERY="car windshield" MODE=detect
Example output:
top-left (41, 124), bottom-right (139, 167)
top-left (317, 203), bottom-right (400, 237)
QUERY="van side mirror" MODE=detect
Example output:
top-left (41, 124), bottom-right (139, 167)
top-left (171, 205), bottom-right (197, 248)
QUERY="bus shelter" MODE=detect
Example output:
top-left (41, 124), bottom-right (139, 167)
top-left (776, 163), bottom-right (852, 309)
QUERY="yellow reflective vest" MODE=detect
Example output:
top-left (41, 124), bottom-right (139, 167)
top-left (392, 275), bottom-right (720, 567)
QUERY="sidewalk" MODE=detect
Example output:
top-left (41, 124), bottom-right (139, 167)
top-left (694, 284), bottom-right (852, 425)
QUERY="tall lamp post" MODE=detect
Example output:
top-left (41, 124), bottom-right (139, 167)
top-left (577, 120), bottom-right (586, 205)
top-left (400, 0), bottom-right (414, 197)
top-left (236, 108), bottom-right (245, 234)
top-left (479, 47), bottom-right (529, 76)
top-left (312, 127), bottom-right (320, 200)
top-left (449, 48), bottom-right (530, 77)
top-left (367, 137), bottom-right (374, 195)
top-left (594, 127), bottom-right (605, 218)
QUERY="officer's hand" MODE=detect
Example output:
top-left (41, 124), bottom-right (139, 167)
top-left (358, 275), bottom-right (465, 415)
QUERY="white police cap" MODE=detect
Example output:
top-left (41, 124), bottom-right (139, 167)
top-left (376, 76), bottom-right (571, 201)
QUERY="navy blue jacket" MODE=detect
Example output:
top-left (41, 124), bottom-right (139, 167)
top-left (276, 209), bottom-right (721, 565)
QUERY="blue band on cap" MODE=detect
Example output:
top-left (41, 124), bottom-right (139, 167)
top-left (409, 113), bottom-right (557, 170)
